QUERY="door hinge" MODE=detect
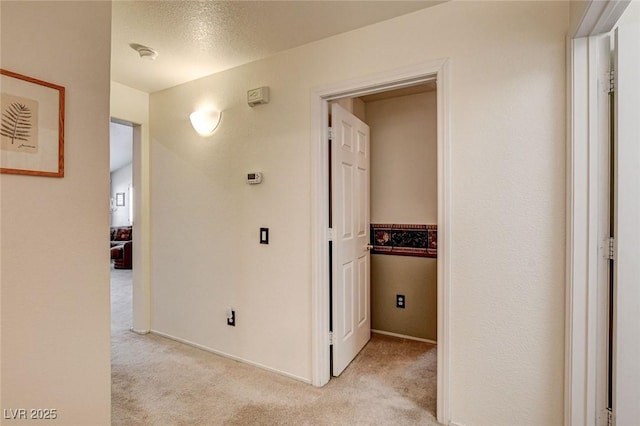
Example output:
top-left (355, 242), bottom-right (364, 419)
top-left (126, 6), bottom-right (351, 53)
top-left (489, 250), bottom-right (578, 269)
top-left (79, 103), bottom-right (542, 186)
top-left (609, 70), bottom-right (616, 93)
top-left (329, 331), bottom-right (334, 346)
top-left (327, 228), bottom-right (334, 241)
top-left (608, 236), bottom-right (615, 260)
top-left (599, 408), bottom-right (614, 426)
top-left (328, 127), bottom-right (333, 141)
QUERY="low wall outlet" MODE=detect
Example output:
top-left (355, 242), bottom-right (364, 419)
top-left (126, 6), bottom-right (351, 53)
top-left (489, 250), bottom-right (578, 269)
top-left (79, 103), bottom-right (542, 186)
top-left (396, 294), bottom-right (406, 309)
top-left (227, 308), bottom-right (235, 326)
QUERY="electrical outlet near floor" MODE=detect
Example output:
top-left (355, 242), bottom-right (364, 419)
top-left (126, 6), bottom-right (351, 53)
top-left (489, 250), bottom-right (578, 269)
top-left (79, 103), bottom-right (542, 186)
top-left (396, 294), bottom-right (405, 309)
top-left (227, 309), bottom-right (235, 326)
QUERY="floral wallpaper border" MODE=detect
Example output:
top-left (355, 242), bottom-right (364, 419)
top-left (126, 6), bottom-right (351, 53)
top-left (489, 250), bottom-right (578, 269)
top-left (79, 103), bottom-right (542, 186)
top-left (370, 224), bottom-right (437, 258)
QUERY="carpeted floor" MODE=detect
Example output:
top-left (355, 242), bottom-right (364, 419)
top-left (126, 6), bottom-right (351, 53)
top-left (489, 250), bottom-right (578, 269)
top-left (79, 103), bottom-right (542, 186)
top-left (111, 268), bottom-right (440, 425)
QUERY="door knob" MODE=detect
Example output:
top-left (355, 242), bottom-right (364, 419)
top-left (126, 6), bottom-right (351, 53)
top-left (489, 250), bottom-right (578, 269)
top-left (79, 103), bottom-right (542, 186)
top-left (366, 243), bottom-right (374, 251)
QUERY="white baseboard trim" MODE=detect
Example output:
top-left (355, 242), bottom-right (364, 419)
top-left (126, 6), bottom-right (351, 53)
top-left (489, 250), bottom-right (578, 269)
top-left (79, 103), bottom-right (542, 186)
top-left (371, 329), bottom-right (437, 345)
top-left (150, 330), bottom-right (312, 385)
top-left (130, 328), bottom-right (150, 335)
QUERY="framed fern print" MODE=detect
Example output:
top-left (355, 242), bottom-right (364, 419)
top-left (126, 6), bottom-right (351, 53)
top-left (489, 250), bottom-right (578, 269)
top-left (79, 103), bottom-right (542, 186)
top-left (1, 69), bottom-right (65, 177)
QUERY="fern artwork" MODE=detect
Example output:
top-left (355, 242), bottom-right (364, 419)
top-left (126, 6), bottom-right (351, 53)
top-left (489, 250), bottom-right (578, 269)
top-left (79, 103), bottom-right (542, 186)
top-left (1, 93), bottom-right (39, 154)
top-left (2, 102), bottom-right (32, 142)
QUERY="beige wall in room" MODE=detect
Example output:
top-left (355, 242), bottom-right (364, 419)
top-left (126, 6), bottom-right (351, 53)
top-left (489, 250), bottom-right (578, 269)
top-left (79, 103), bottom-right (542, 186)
top-left (367, 92), bottom-right (437, 341)
top-left (371, 255), bottom-right (437, 340)
top-left (335, 97), bottom-right (366, 122)
top-left (369, 92), bottom-right (437, 223)
top-left (0, 1), bottom-right (112, 424)
top-left (149, 2), bottom-right (568, 424)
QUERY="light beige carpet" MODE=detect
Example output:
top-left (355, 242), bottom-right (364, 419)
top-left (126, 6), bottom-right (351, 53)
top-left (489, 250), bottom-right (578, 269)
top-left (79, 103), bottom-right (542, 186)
top-left (111, 268), bottom-right (440, 425)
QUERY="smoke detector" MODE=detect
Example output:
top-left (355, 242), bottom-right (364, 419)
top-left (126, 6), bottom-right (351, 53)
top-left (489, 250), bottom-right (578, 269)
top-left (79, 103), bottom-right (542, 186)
top-left (130, 43), bottom-right (158, 60)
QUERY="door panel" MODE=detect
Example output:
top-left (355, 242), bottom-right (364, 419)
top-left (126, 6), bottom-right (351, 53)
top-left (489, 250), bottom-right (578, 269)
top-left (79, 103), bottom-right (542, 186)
top-left (612, 23), bottom-right (640, 423)
top-left (341, 262), bottom-right (354, 339)
top-left (332, 103), bottom-right (371, 376)
top-left (357, 166), bottom-right (367, 237)
top-left (358, 255), bottom-right (368, 326)
top-left (341, 163), bottom-right (353, 239)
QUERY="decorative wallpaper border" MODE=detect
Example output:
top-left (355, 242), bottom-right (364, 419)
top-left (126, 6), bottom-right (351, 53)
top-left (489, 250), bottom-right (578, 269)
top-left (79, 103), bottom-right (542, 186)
top-left (370, 224), bottom-right (437, 258)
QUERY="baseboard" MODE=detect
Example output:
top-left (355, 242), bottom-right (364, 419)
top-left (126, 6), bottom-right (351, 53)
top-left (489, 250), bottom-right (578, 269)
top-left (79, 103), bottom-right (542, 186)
top-left (150, 330), bottom-right (312, 385)
top-left (371, 329), bottom-right (437, 345)
top-left (130, 327), bottom-right (150, 335)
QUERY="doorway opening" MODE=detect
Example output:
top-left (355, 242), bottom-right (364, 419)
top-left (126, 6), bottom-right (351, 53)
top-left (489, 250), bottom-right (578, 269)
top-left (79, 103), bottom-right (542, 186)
top-left (310, 59), bottom-right (451, 425)
top-left (109, 119), bottom-right (134, 330)
top-left (327, 83), bottom-right (439, 413)
top-left (330, 81), bottom-right (438, 366)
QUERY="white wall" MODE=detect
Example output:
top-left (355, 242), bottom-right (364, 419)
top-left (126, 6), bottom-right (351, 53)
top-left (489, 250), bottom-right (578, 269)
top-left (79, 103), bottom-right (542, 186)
top-left (0, 1), bottom-right (112, 424)
top-left (111, 163), bottom-right (132, 227)
top-left (149, 1), bottom-right (568, 424)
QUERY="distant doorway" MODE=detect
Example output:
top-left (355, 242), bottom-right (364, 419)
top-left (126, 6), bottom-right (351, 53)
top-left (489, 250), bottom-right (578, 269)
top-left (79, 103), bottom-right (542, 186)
top-left (110, 119), bottom-right (134, 328)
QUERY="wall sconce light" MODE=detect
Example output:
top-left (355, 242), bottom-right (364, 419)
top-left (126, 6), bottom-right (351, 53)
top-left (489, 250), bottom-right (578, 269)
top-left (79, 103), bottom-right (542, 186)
top-left (189, 109), bottom-right (222, 136)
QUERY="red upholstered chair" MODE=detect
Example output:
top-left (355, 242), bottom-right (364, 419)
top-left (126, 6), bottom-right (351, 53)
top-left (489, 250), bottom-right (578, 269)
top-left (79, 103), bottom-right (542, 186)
top-left (110, 226), bottom-right (132, 269)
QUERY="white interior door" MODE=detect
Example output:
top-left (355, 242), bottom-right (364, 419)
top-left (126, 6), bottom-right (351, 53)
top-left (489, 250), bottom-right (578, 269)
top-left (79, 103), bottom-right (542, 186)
top-left (612, 22), bottom-right (640, 424)
top-left (331, 103), bottom-right (371, 376)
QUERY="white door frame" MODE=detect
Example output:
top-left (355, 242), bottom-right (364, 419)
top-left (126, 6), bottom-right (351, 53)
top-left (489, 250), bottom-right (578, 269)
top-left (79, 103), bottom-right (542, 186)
top-left (310, 58), bottom-right (451, 424)
top-left (612, 22), bottom-right (640, 424)
top-left (566, 1), bottom-right (630, 425)
top-left (565, 33), bottom-right (612, 426)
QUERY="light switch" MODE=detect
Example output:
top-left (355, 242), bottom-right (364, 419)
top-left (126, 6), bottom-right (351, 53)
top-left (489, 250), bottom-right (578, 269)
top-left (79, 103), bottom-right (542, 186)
top-left (260, 228), bottom-right (269, 244)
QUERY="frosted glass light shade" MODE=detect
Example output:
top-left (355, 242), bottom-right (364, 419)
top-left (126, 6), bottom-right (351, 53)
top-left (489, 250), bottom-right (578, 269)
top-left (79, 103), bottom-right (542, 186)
top-left (189, 110), bottom-right (221, 136)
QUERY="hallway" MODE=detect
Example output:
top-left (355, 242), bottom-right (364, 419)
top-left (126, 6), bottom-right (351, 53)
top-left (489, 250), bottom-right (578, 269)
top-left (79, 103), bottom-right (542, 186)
top-left (111, 268), bottom-right (439, 425)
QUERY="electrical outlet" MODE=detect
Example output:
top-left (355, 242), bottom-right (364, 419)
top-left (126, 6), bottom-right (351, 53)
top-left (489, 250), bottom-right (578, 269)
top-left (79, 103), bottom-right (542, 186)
top-left (227, 309), bottom-right (235, 326)
top-left (396, 294), bottom-right (406, 309)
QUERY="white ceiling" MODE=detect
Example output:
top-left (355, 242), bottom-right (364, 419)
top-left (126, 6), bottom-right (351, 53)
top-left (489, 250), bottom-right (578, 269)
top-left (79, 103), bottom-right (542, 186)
top-left (111, 1), bottom-right (446, 94)
top-left (110, 1), bottom-right (445, 166)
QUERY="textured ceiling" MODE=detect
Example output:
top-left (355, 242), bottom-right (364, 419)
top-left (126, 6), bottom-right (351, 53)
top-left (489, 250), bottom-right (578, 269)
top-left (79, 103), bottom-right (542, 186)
top-left (111, 1), bottom-right (445, 93)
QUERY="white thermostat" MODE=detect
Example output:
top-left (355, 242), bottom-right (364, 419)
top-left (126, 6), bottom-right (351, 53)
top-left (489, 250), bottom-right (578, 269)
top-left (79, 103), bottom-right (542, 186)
top-left (247, 172), bottom-right (263, 184)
